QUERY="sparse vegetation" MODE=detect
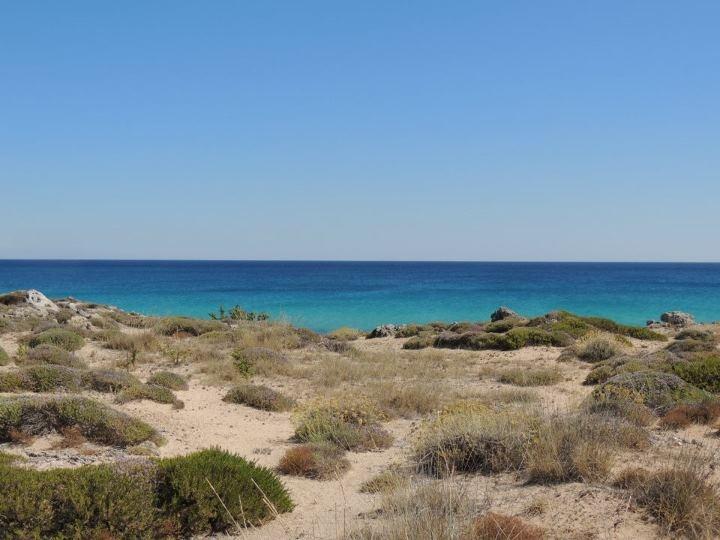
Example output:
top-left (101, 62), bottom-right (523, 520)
top-left (28, 327), bottom-right (85, 351)
top-left (0, 365), bottom-right (84, 392)
top-left (223, 383), bottom-right (295, 411)
top-left (576, 336), bottom-right (621, 362)
top-left (327, 326), bottom-right (363, 341)
top-left (498, 367), bottom-right (562, 387)
top-left (0, 395), bottom-right (160, 446)
top-left (278, 442), bottom-right (350, 479)
top-left (116, 383), bottom-right (181, 407)
top-left (155, 317), bottom-right (223, 337)
top-left (147, 370), bottom-right (188, 390)
top-left (0, 345), bottom-right (9, 366)
top-left (659, 401), bottom-right (720, 429)
top-left (469, 513), bottom-right (545, 540)
top-left (21, 344), bottom-right (87, 368)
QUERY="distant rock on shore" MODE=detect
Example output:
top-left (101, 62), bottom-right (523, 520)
top-left (490, 306), bottom-right (519, 322)
top-left (660, 311), bottom-right (695, 327)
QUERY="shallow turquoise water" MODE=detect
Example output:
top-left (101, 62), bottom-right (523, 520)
top-left (1, 261), bottom-right (719, 332)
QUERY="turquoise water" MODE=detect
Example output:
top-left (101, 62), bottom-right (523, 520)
top-left (0, 261), bottom-right (719, 332)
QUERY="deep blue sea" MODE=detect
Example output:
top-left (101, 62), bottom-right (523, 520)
top-left (0, 260), bottom-right (719, 332)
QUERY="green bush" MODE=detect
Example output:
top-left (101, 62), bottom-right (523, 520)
top-left (22, 344), bottom-right (86, 368)
top-left (676, 329), bottom-right (716, 342)
top-left (434, 327), bottom-right (568, 351)
top-left (156, 448), bottom-right (294, 533)
top-left (0, 449), bottom-right (294, 537)
top-left (667, 339), bottom-right (717, 354)
top-left (223, 384), bottom-right (295, 412)
top-left (402, 332), bottom-right (437, 350)
top-left (155, 317), bottom-right (223, 337)
top-left (670, 355), bottom-right (720, 393)
top-left (28, 328), bottom-right (85, 351)
top-left (116, 384), bottom-right (180, 406)
top-left (484, 318), bottom-right (524, 333)
top-left (0, 396), bottom-right (159, 447)
top-left (580, 316), bottom-right (667, 341)
top-left (147, 371), bottom-right (188, 390)
top-left (395, 324), bottom-right (435, 338)
top-left (0, 345), bottom-right (9, 366)
top-left (83, 369), bottom-right (141, 392)
top-left (576, 337), bottom-right (620, 362)
top-left (0, 459), bottom-right (158, 538)
top-left (326, 327), bottom-right (364, 341)
top-left (590, 372), bottom-right (710, 414)
top-left (0, 365), bottom-right (84, 392)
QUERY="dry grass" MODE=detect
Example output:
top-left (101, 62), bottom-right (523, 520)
top-left (660, 401), bottom-right (720, 430)
top-left (498, 367), bottom-right (562, 387)
top-left (614, 453), bottom-right (720, 538)
top-left (469, 512), bottom-right (545, 539)
top-left (350, 480), bottom-right (478, 540)
top-left (360, 467), bottom-right (409, 494)
top-left (362, 381), bottom-right (442, 418)
top-left (223, 383), bottom-right (295, 412)
top-left (327, 327), bottom-right (363, 341)
top-left (50, 426), bottom-right (87, 449)
top-left (277, 442), bottom-right (349, 480)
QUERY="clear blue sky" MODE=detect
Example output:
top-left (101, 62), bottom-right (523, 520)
top-left (2, 2), bottom-right (719, 261)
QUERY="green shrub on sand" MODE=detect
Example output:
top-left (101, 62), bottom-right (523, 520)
top-left (0, 448), bottom-right (293, 537)
top-left (115, 384), bottom-right (181, 407)
top-left (28, 328), bottom-right (85, 351)
top-left (0, 345), bottom-right (9, 366)
top-left (0, 365), bottom-right (84, 392)
top-left (147, 370), bottom-right (188, 390)
top-left (22, 344), bottom-right (86, 369)
top-left (223, 384), bottom-right (295, 412)
top-left (154, 317), bottom-right (223, 337)
top-left (669, 355), bottom-right (720, 393)
top-left (0, 395), bottom-right (160, 447)
top-left (590, 371), bottom-right (710, 415)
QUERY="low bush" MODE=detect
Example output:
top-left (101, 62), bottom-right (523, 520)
top-left (0, 395), bottom-right (159, 446)
top-left (659, 401), bottom-right (720, 429)
top-left (147, 370), bottom-right (188, 390)
top-left (676, 329), bottom-right (716, 342)
top-left (0, 365), bottom-right (84, 392)
top-left (667, 339), bottom-right (717, 354)
top-left (469, 512), bottom-right (545, 540)
top-left (576, 337), bottom-right (620, 362)
top-left (669, 354), bottom-right (720, 392)
top-left (22, 344), bottom-right (86, 368)
top-left (402, 332), bottom-right (437, 350)
top-left (156, 448), bottom-right (293, 533)
top-left (231, 347), bottom-right (288, 378)
top-left (0, 448), bottom-right (293, 537)
top-left (83, 369), bottom-right (141, 392)
top-left (327, 327), bottom-right (363, 341)
top-left (359, 467), bottom-right (408, 494)
top-left (223, 384), bottom-right (295, 412)
top-left (0, 345), bottom-right (9, 366)
top-left (278, 442), bottom-right (350, 480)
top-left (116, 384), bottom-right (180, 406)
top-left (367, 381), bottom-right (441, 418)
top-left (434, 327), bottom-right (569, 352)
top-left (293, 398), bottom-right (393, 451)
top-left (614, 455), bottom-right (720, 538)
top-left (28, 328), bottom-right (85, 351)
top-left (498, 367), bottom-right (562, 387)
top-left (54, 309), bottom-right (74, 324)
top-left (580, 316), bottom-right (667, 341)
top-left (95, 329), bottom-right (156, 351)
top-left (484, 318), bottom-right (525, 333)
top-left (414, 407), bottom-right (537, 477)
top-left (155, 317), bottom-right (223, 337)
top-left (590, 371), bottom-right (710, 415)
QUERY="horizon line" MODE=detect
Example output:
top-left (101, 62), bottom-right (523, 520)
top-left (2, 258), bottom-right (720, 264)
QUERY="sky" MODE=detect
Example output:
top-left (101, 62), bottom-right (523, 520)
top-left (1, 1), bottom-right (719, 261)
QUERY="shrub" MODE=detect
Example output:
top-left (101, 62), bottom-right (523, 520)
top-left (0, 291), bottom-right (27, 305)
top-left (0, 449), bottom-right (293, 537)
top-left (147, 370), bottom-right (188, 390)
top-left (413, 407), bottom-right (537, 477)
top-left (670, 355), bottom-right (720, 392)
top-left (368, 381), bottom-right (441, 418)
top-left (0, 459), bottom-right (159, 538)
top-left (83, 369), bottom-right (141, 392)
top-left (0, 365), bottom-right (83, 392)
top-left (293, 398), bottom-right (393, 451)
top-left (156, 448), bottom-right (293, 533)
top-left (0, 395), bottom-right (159, 446)
top-left (667, 339), bottom-right (717, 354)
top-left (327, 327), bottom-right (363, 341)
top-left (434, 328), bottom-right (568, 351)
top-left (402, 332), bottom-right (437, 350)
top-left (278, 442), bottom-right (350, 480)
top-left (498, 367), bottom-right (562, 387)
top-left (0, 345), bottom-right (8, 366)
top-left (614, 455), bottom-right (720, 538)
top-left (576, 337), bottom-right (620, 362)
top-left (22, 344), bottom-right (86, 368)
top-left (676, 329), bottom-right (716, 342)
top-left (230, 347), bottom-right (288, 378)
top-left (95, 329), bottom-right (156, 351)
top-left (590, 371), bottom-right (710, 414)
top-left (580, 316), bottom-right (667, 341)
top-left (28, 328), bottom-right (84, 351)
top-left (484, 318), bottom-right (524, 333)
top-left (359, 468), bottom-right (408, 494)
top-left (660, 401), bottom-right (720, 429)
top-left (155, 317), bottom-right (223, 337)
top-left (469, 513), bottom-right (545, 540)
top-left (223, 384), bottom-right (295, 412)
top-left (116, 384), bottom-right (180, 406)
top-left (54, 309), bottom-right (74, 324)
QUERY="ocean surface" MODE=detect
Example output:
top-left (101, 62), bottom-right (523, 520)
top-left (0, 260), bottom-right (719, 332)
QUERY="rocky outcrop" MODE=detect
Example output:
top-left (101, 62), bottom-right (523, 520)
top-left (0, 289), bottom-right (58, 315)
top-left (367, 324), bottom-right (406, 339)
top-left (660, 311), bottom-right (695, 327)
top-left (490, 306), bottom-right (519, 322)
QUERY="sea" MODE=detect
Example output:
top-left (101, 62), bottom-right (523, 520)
top-left (0, 260), bottom-right (718, 332)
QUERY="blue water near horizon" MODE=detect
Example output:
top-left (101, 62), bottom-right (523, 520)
top-left (1, 260), bottom-right (719, 332)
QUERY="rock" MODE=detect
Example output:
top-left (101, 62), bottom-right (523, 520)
top-left (0, 289), bottom-right (58, 316)
top-left (660, 311), bottom-right (695, 327)
top-left (490, 306), bottom-right (519, 322)
top-left (367, 324), bottom-right (406, 339)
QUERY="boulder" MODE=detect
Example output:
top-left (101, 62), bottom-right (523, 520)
top-left (0, 289), bottom-right (58, 315)
top-left (367, 324), bottom-right (406, 339)
top-left (660, 311), bottom-right (695, 327)
top-left (490, 306), bottom-right (519, 322)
